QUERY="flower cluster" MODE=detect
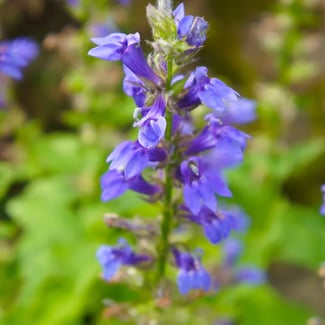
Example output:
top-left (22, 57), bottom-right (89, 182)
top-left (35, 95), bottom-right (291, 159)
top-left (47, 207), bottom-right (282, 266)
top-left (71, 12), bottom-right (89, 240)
top-left (90, 2), bottom-right (257, 295)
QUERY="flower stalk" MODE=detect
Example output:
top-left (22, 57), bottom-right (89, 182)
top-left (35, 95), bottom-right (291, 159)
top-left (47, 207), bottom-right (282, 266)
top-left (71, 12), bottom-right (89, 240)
top-left (157, 109), bottom-right (174, 281)
top-left (156, 58), bottom-right (175, 282)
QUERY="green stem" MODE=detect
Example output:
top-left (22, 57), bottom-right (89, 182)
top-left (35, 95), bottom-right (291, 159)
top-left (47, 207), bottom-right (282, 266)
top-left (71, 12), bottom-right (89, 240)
top-left (156, 60), bottom-right (174, 282)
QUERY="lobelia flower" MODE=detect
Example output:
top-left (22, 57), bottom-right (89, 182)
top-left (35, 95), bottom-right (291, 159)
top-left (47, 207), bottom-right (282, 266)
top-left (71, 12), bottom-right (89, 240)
top-left (133, 95), bottom-right (167, 148)
top-left (234, 266), bottom-right (266, 285)
top-left (321, 185), bottom-right (325, 216)
top-left (177, 156), bottom-right (232, 215)
top-left (177, 66), bottom-right (239, 113)
top-left (173, 3), bottom-right (208, 47)
top-left (88, 32), bottom-right (160, 85)
top-left (101, 140), bottom-right (165, 202)
top-left (138, 116), bottom-right (166, 148)
top-left (172, 113), bottom-right (194, 136)
top-left (97, 238), bottom-right (150, 281)
top-left (222, 206), bottom-right (250, 232)
top-left (0, 38), bottom-right (38, 80)
top-left (215, 98), bottom-right (256, 125)
top-left (185, 115), bottom-right (251, 156)
top-left (117, 0), bottom-right (131, 5)
top-left (221, 238), bottom-right (266, 285)
top-left (101, 170), bottom-right (160, 202)
top-left (89, 19), bottom-right (119, 38)
top-left (123, 66), bottom-right (146, 106)
top-left (66, 0), bottom-right (79, 7)
top-left (222, 238), bottom-right (243, 266)
top-left (173, 248), bottom-right (211, 295)
top-left (183, 206), bottom-right (249, 244)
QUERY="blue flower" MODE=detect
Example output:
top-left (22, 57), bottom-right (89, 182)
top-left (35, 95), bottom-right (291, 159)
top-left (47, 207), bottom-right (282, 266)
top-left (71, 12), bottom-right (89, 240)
top-left (123, 66), bottom-right (146, 106)
top-left (173, 249), bottom-right (211, 295)
top-left (185, 116), bottom-right (250, 156)
top-left (0, 38), bottom-right (38, 80)
top-left (101, 169), bottom-right (129, 201)
top-left (117, 0), bottom-right (131, 5)
top-left (221, 207), bottom-right (250, 232)
top-left (89, 19), bottom-right (119, 38)
top-left (183, 206), bottom-right (247, 244)
top-left (66, 0), bottom-right (79, 7)
top-left (173, 3), bottom-right (208, 47)
top-left (216, 98), bottom-right (256, 125)
top-left (177, 66), bottom-right (238, 113)
top-left (88, 33), bottom-right (160, 85)
top-left (100, 169), bottom-right (161, 202)
top-left (97, 238), bottom-right (150, 281)
top-left (221, 238), bottom-right (266, 285)
top-left (222, 238), bottom-right (243, 266)
top-left (177, 152), bottom-right (236, 215)
top-left (133, 95), bottom-right (166, 127)
top-left (134, 95), bottom-right (167, 148)
top-left (138, 116), bottom-right (166, 148)
top-left (321, 185), bottom-right (325, 216)
top-left (235, 266), bottom-right (266, 285)
top-left (107, 141), bottom-right (150, 178)
top-left (172, 113), bottom-right (194, 136)
top-left (100, 140), bottom-right (166, 201)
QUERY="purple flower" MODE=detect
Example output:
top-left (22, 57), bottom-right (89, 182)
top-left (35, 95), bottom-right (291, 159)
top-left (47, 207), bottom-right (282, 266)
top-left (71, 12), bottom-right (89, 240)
top-left (222, 238), bottom-right (243, 266)
top-left (100, 140), bottom-right (166, 201)
top-left (173, 249), bottom-right (211, 295)
top-left (100, 169), bottom-right (161, 202)
top-left (134, 95), bottom-right (167, 148)
top-left (101, 169), bottom-right (129, 201)
top-left (222, 207), bottom-right (250, 232)
top-left (134, 95), bottom-right (166, 127)
top-left (117, 0), bottom-right (131, 5)
top-left (217, 98), bottom-right (256, 125)
top-left (177, 156), bottom-right (232, 215)
top-left (185, 116), bottom-right (251, 156)
top-left (97, 238), bottom-right (150, 281)
top-left (220, 237), bottom-right (266, 286)
top-left (173, 3), bottom-right (208, 47)
top-left (138, 116), bottom-right (166, 148)
top-left (0, 38), bottom-right (38, 80)
top-left (89, 20), bottom-right (119, 38)
top-left (107, 141), bottom-right (150, 179)
top-left (184, 207), bottom-right (246, 244)
top-left (321, 185), bottom-right (325, 216)
top-left (235, 266), bottom-right (266, 285)
top-left (177, 66), bottom-right (238, 113)
top-left (66, 0), bottom-right (79, 7)
top-left (123, 66), bottom-right (146, 106)
top-left (172, 113), bottom-right (194, 136)
top-left (88, 33), bottom-right (160, 85)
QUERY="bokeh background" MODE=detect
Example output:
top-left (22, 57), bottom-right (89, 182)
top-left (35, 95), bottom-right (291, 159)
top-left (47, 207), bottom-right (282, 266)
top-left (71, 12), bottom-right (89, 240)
top-left (0, 0), bottom-right (325, 324)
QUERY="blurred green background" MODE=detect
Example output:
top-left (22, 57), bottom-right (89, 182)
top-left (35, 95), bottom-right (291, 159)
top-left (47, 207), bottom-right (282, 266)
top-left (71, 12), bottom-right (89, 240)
top-left (0, 0), bottom-right (324, 324)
